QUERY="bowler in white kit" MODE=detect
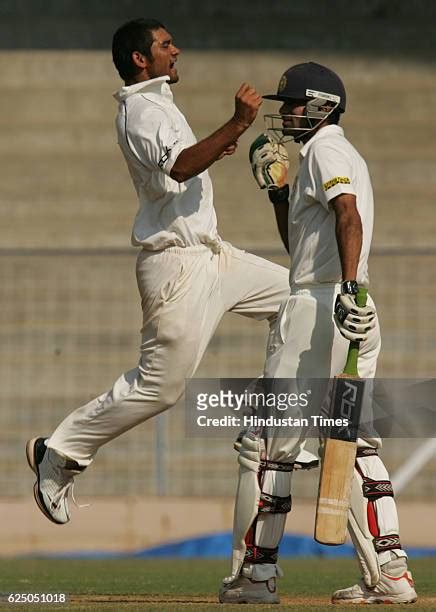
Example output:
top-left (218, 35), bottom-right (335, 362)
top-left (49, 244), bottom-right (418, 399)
top-left (26, 19), bottom-right (298, 525)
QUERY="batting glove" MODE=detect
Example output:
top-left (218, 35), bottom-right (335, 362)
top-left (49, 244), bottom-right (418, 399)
top-left (249, 133), bottom-right (289, 191)
top-left (334, 281), bottom-right (376, 342)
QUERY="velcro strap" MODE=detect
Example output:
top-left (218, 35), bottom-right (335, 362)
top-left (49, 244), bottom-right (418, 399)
top-left (374, 534), bottom-right (402, 553)
top-left (245, 545), bottom-right (278, 565)
top-left (362, 478), bottom-right (394, 500)
top-left (356, 448), bottom-right (379, 458)
top-left (260, 459), bottom-right (294, 472)
top-left (64, 459), bottom-right (86, 472)
top-left (259, 493), bottom-right (292, 514)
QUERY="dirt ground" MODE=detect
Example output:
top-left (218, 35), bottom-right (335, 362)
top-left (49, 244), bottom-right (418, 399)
top-left (69, 593), bottom-right (435, 608)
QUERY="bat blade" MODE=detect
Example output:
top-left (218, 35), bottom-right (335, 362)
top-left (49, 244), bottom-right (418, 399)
top-left (314, 372), bottom-right (366, 545)
top-left (315, 437), bottom-right (357, 544)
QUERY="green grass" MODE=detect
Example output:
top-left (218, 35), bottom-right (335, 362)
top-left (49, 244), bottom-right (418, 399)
top-left (0, 558), bottom-right (434, 610)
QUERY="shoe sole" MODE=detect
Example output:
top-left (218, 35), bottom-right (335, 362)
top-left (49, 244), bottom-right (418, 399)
top-left (26, 437), bottom-right (67, 525)
top-left (332, 596), bottom-right (418, 605)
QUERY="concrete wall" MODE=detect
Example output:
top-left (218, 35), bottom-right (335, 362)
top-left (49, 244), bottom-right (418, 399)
top-left (3, 50), bottom-right (436, 250)
top-left (3, 497), bottom-right (435, 555)
top-left (2, 51), bottom-right (436, 510)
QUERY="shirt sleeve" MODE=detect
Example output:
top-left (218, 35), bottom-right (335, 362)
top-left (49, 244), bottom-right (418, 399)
top-left (310, 142), bottom-right (356, 210)
top-left (125, 105), bottom-right (185, 177)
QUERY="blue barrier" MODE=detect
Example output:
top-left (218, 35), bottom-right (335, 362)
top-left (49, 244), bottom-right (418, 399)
top-left (133, 532), bottom-right (354, 558)
top-left (31, 532), bottom-right (436, 559)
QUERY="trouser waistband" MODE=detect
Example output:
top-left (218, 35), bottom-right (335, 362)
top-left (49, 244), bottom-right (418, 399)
top-left (142, 239), bottom-right (225, 256)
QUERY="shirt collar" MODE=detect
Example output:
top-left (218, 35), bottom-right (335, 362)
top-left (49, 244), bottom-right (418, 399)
top-left (299, 124), bottom-right (344, 159)
top-left (113, 76), bottom-right (173, 103)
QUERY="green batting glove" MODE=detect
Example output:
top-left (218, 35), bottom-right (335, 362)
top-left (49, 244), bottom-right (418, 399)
top-left (249, 133), bottom-right (289, 190)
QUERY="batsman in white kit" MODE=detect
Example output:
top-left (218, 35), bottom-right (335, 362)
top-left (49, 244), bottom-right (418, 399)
top-left (25, 20), bottom-right (315, 526)
top-left (219, 62), bottom-right (418, 604)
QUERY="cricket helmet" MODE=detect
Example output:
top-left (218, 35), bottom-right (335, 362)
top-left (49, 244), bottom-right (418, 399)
top-left (264, 62), bottom-right (346, 112)
top-left (263, 62), bottom-right (346, 143)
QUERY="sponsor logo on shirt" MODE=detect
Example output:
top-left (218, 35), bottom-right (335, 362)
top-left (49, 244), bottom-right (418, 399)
top-left (323, 176), bottom-right (351, 191)
top-left (158, 147), bottom-right (172, 168)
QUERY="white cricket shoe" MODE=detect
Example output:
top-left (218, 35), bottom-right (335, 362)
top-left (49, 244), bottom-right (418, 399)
top-left (26, 437), bottom-right (85, 525)
top-left (219, 575), bottom-right (279, 604)
top-left (332, 558), bottom-right (417, 605)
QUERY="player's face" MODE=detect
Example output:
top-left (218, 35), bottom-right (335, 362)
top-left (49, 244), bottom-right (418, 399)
top-left (279, 100), bottom-right (309, 138)
top-left (148, 28), bottom-right (180, 83)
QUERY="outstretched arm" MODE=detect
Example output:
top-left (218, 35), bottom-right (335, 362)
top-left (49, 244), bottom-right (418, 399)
top-left (170, 83), bottom-right (262, 183)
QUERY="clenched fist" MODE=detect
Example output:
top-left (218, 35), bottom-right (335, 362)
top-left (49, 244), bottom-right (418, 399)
top-left (232, 83), bottom-right (263, 130)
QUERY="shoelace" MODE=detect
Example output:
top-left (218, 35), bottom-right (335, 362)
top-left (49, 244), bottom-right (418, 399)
top-left (70, 482), bottom-right (90, 509)
top-left (50, 481), bottom-right (90, 510)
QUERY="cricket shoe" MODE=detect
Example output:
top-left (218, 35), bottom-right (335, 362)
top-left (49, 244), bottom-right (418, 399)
top-left (219, 575), bottom-right (279, 604)
top-left (26, 437), bottom-right (86, 525)
top-left (332, 558), bottom-right (417, 604)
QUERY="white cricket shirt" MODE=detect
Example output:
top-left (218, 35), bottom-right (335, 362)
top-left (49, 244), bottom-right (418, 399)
top-left (289, 124), bottom-right (373, 286)
top-left (114, 76), bottom-right (219, 250)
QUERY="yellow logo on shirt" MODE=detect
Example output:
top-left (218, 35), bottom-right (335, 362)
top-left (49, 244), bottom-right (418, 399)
top-left (323, 176), bottom-right (351, 191)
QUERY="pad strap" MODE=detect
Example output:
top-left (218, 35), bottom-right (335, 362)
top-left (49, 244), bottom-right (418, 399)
top-left (259, 493), bottom-right (292, 514)
top-left (362, 478), bottom-right (394, 501)
top-left (356, 448), bottom-right (379, 458)
top-left (260, 459), bottom-right (294, 472)
top-left (374, 534), bottom-right (402, 553)
top-left (245, 545), bottom-right (278, 565)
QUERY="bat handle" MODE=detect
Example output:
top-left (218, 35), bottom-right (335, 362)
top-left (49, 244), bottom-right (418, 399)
top-left (343, 286), bottom-right (368, 377)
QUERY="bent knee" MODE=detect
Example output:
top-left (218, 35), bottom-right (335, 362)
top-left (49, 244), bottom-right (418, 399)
top-left (159, 384), bottom-right (185, 410)
top-left (136, 369), bottom-right (185, 411)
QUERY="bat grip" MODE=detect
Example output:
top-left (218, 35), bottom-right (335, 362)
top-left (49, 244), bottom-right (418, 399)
top-left (343, 287), bottom-right (368, 376)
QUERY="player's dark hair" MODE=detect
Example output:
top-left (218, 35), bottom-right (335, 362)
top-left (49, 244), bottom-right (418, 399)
top-left (112, 18), bottom-right (165, 82)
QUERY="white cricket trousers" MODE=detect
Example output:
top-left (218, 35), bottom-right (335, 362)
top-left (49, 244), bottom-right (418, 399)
top-left (263, 283), bottom-right (382, 460)
top-left (245, 285), bottom-right (406, 579)
top-left (47, 242), bottom-right (289, 464)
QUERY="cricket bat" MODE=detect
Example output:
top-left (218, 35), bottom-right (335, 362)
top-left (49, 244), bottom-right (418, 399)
top-left (314, 287), bottom-right (367, 545)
